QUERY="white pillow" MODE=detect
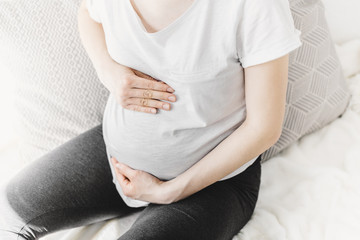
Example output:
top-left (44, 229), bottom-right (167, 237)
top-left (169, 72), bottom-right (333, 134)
top-left (0, 0), bottom-right (109, 164)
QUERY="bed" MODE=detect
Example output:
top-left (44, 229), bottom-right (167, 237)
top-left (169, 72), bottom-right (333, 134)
top-left (0, 0), bottom-right (359, 239)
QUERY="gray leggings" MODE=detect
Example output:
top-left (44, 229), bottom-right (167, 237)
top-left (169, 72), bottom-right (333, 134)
top-left (0, 123), bottom-right (262, 240)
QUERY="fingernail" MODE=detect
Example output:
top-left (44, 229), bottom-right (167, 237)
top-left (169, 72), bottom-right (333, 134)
top-left (168, 96), bottom-right (176, 101)
top-left (163, 104), bottom-right (170, 110)
top-left (167, 87), bottom-right (175, 92)
top-left (116, 163), bottom-right (121, 169)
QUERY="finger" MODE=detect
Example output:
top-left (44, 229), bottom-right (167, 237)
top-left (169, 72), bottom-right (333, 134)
top-left (131, 76), bottom-right (175, 93)
top-left (128, 88), bottom-right (176, 103)
top-left (133, 69), bottom-right (159, 82)
top-left (111, 158), bottom-right (127, 177)
top-left (113, 161), bottom-right (122, 175)
top-left (116, 172), bottom-right (132, 197)
top-left (125, 97), bottom-right (172, 111)
top-left (110, 157), bottom-right (118, 168)
top-left (117, 173), bottom-right (133, 198)
top-left (116, 171), bottom-right (130, 186)
top-left (123, 104), bottom-right (158, 114)
top-left (111, 160), bottom-right (129, 183)
top-left (114, 167), bottom-right (133, 196)
top-left (116, 162), bottom-right (136, 180)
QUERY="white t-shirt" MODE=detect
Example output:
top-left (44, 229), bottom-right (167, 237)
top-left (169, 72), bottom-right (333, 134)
top-left (86, 0), bottom-right (302, 207)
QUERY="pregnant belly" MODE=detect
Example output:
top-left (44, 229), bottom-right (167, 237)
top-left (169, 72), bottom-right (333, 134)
top-left (102, 67), bottom-right (247, 180)
top-left (102, 93), bottom-right (246, 181)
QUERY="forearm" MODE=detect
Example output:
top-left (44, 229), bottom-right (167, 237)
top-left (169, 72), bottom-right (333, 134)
top-left (164, 120), bottom-right (280, 203)
top-left (77, 1), bottom-right (123, 91)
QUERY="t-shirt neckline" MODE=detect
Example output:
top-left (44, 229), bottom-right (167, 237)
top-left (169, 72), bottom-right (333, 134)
top-left (126, 0), bottom-right (199, 36)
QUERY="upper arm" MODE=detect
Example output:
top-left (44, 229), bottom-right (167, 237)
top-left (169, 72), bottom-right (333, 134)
top-left (78, 0), bottom-right (88, 13)
top-left (235, 0), bottom-right (301, 141)
top-left (243, 54), bottom-right (290, 141)
top-left (80, 0), bottom-right (102, 23)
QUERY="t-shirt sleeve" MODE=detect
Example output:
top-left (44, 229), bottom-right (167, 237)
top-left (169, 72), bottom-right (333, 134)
top-left (237, 0), bottom-right (302, 68)
top-left (85, 0), bottom-right (102, 23)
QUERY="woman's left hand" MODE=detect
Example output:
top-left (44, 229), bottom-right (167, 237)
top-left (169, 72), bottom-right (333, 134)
top-left (110, 157), bottom-right (171, 204)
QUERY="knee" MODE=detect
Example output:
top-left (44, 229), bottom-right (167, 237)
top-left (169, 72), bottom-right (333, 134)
top-left (0, 183), bottom-right (37, 240)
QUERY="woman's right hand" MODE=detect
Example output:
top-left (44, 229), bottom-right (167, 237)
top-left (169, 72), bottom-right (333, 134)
top-left (97, 62), bottom-right (177, 114)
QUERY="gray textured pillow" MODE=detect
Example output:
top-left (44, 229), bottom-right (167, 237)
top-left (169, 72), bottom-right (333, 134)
top-left (0, 0), bottom-right (109, 164)
top-left (0, 0), bottom-right (351, 164)
top-left (260, 0), bottom-right (352, 162)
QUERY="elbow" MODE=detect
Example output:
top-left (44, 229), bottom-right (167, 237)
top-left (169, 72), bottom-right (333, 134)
top-left (268, 128), bottom-right (282, 145)
top-left (261, 127), bottom-right (282, 147)
top-left (244, 119), bottom-right (283, 146)
top-left (261, 128), bottom-right (282, 151)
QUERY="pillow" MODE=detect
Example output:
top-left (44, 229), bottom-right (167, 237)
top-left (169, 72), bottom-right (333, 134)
top-left (0, 0), bottom-right (109, 165)
top-left (0, 0), bottom-right (351, 165)
top-left (260, 0), bottom-right (352, 162)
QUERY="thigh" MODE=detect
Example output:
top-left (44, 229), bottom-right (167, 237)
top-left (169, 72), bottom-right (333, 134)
top-left (119, 156), bottom-right (262, 240)
top-left (0, 123), bottom-right (140, 240)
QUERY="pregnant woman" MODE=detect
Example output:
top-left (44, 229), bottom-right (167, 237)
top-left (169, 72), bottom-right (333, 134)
top-left (0, 0), bottom-right (302, 239)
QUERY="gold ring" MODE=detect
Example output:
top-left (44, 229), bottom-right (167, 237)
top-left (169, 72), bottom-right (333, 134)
top-left (143, 89), bottom-right (152, 98)
top-left (140, 98), bottom-right (148, 106)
